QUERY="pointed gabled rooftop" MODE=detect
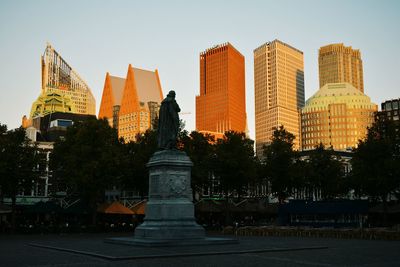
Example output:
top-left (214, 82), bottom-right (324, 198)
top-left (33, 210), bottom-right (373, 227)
top-left (109, 75), bottom-right (125, 106)
top-left (119, 64), bottom-right (140, 115)
top-left (100, 65), bottom-right (164, 117)
top-left (132, 67), bottom-right (163, 104)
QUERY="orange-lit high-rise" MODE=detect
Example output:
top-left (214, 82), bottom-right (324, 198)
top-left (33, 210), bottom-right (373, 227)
top-left (196, 43), bottom-right (246, 137)
top-left (98, 65), bottom-right (163, 142)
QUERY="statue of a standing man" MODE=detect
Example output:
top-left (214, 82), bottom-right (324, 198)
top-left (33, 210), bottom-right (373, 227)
top-left (157, 90), bottom-right (181, 150)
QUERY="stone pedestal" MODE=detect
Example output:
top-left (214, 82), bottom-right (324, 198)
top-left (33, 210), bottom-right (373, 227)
top-left (105, 150), bottom-right (237, 246)
top-left (134, 150), bottom-right (205, 240)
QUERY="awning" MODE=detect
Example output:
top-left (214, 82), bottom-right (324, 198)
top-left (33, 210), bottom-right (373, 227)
top-left (131, 200), bottom-right (146, 215)
top-left (98, 201), bottom-right (134, 215)
top-left (280, 200), bottom-right (369, 215)
top-left (25, 201), bottom-right (62, 214)
top-left (369, 203), bottom-right (400, 214)
top-left (195, 199), bottom-right (224, 213)
top-left (63, 201), bottom-right (91, 215)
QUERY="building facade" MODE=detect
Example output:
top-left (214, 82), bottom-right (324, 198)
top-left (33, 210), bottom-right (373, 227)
top-left (381, 98), bottom-right (400, 122)
top-left (23, 112), bottom-right (96, 203)
top-left (196, 43), bottom-right (246, 137)
top-left (301, 83), bottom-right (377, 151)
top-left (26, 112), bottom-right (96, 142)
top-left (29, 92), bottom-right (77, 120)
top-left (319, 43), bottom-right (364, 93)
top-left (254, 39), bottom-right (304, 156)
top-left (98, 65), bottom-right (163, 142)
top-left (379, 98), bottom-right (400, 139)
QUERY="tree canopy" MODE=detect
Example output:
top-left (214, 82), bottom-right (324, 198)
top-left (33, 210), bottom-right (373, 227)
top-left (50, 118), bottom-right (123, 224)
top-left (181, 131), bottom-right (215, 192)
top-left (351, 115), bottom-right (400, 202)
top-left (307, 143), bottom-right (344, 200)
top-left (214, 131), bottom-right (256, 196)
top-left (120, 129), bottom-right (158, 197)
top-left (262, 126), bottom-right (296, 202)
top-left (0, 124), bottom-right (38, 230)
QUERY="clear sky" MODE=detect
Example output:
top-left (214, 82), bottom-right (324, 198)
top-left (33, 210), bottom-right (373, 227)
top-left (1, 0), bottom-right (399, 140)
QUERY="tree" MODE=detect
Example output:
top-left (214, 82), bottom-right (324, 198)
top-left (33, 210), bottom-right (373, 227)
top-left (291, 157), bottom-right (310, 200)
top-left (121, 129), bottom-right (158, 197)
top-left (213, 131), bottom-right (256, 225)
top-left (214, 131), bottom-right (256, 196)
top-left (0, 125), bottom-right (38, 231)
top-left (0, 123), bottom-right (6, 134)
top-left (351, 115), bottom-right (400, 224)
top-left (307, 143), bottom-right (344, 200)
top-left (263, 126), bottom-right (296, 203)
top-left (181, 131), bottom-right (215, 194)
top-left (121, 119), bottom-right (186, 198)
top-left (50, 118), bottom-right (123, 225)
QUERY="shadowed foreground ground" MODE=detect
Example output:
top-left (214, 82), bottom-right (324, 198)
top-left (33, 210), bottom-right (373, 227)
top-left (1, 232), bottom-right (399, 266)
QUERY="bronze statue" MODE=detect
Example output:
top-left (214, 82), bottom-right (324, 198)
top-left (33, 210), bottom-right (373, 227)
top-left (157, 90), bottom-right (181, 149)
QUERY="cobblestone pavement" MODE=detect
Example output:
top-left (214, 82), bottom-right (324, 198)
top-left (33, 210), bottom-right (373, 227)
top-left (1, 232), bottom-right (400, 267)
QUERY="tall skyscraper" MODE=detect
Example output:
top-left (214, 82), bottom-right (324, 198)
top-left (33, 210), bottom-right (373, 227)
top-left (196, 43), bottom-right (246, 137)
top-left (38, 43), bottom-right (96, 116)
top-left (24, 44), bottom-right (96, 127)
top-left (319, 43), bottom-right (364, 93)
top-left (254, 39), bottom-right (304, 156)
top-left (98, 64), bottom-right (163, 142)
top-left (301, 83), bottom-right (377, 151)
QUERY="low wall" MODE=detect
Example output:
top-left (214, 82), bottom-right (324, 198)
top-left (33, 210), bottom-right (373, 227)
top-left (222, 226), bottom-right (400, 241)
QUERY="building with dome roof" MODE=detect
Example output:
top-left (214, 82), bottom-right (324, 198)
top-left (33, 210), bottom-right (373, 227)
top-left (301, 83), bottom-right (377, 151)
top-left (29, 92), bottom-right (76, 119)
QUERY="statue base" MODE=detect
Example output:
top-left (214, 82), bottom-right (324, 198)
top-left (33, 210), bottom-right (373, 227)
top-left (134, 150), bottom-right (205, 240)
top-left (105, 150), bottom-right (237, 246)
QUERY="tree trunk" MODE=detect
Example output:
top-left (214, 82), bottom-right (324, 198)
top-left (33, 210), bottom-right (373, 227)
top-left (89, 196), bottom-right (98, 227)
top-left (224, 193), bottom-right (232, 226)
top-left (11, 193), bottom-right (16, 234)
top-left (278, 192), bottom-right (286, 204)
top-left (91, 209), bottom-right (97, 227)
top-left (382, 197), bottom-right (388, 227)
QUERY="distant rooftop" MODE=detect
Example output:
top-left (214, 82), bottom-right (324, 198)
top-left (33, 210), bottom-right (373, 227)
top-left (132, 67), bottom-right (163, 103)
top-left (254, 39), bottom-right (303, 54)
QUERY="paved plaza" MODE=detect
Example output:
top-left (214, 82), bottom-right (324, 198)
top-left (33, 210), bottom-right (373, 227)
top-left (1, 232), bottom-right (400, 266)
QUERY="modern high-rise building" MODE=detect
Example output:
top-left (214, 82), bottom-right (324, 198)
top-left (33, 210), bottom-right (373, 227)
top-left (98, 64), bottom-right (163, 142)
top-left (24, 44), bottom-right (96, 127)
top-left (38, 43), bottom-right (95, 116)
top-left (319, 43), bottom-right (364, 93)
top-left (196, 43), bottom-right (246, 138)
top-left (254, 39), bottom-right (304, 156)
top-left (301, 83), bottom-right (377, 151)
